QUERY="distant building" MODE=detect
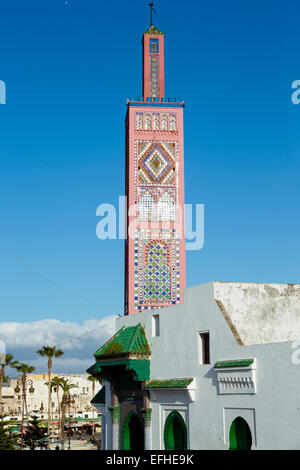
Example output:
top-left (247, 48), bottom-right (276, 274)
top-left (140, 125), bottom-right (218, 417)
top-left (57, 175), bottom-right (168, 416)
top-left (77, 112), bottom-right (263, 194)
top-left (1, 374), bottom-right (101, 421)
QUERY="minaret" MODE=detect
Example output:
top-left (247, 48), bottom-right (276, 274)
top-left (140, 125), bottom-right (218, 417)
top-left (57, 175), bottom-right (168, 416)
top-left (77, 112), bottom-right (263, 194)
top-left (124, 16), bottom-right (186, 315)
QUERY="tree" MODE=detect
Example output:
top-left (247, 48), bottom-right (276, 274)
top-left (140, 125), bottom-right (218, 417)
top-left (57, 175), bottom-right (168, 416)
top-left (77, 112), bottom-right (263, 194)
top-left (88, 375), bottom-right (98, 439)
top-left (0, 413), bottom-right (19, 450)
top-left (58, 378), bottom-right (77, 449)
top-left (14, 362), bottom-right (36, 450)
top-left (23, 414), bottom-right (48, 450)
top-left (45, 376), bottom-right (64, 439)
top-left (0, 354), bottom-right (18, 407)
top-left (36, 346), bottom-right (64, 445)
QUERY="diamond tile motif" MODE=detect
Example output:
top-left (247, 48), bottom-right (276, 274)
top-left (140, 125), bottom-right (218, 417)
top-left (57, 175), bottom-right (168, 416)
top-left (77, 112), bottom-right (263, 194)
top-left (138, 142), bottom-right (175, 185)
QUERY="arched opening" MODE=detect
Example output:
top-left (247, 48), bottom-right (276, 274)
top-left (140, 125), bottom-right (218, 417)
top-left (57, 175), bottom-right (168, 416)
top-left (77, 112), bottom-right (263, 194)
top-left (122, 411), bottom-right (144, 450)
top-left (229, 417), bottom-right (252, 450)
top-left (164, 410), bottom-right (187, 450)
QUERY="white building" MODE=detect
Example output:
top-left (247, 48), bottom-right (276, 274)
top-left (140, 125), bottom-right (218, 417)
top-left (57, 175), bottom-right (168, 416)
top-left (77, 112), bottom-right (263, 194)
top-left (89, 282), bottom-right (300, 450)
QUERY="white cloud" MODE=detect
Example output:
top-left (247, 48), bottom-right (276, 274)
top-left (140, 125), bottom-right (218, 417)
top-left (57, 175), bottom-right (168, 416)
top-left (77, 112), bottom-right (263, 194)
top-left (0, 315), bottom-right (117, 374)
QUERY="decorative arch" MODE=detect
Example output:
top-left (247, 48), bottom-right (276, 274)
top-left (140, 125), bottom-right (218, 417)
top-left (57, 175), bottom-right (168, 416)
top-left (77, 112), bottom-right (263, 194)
top-left (164, 410), bottom-right (187, 450)
top-left (138, 191), bottom-right (156, 220)
top-left (153, 113), bottom-right (160, 130)
top-left (161, 114), bottom-right (168, 131)
top-left (157, 192), bottom-right (176, 221)
top-left (169, 114), bottom-right (177, 131)
top-left (136, 113), bottom-right (143, 130)
top-left (122, 410), bottom-right (144, 450)
top-left (144, 113), bottom-right (152, 130)
top-left (229, 417), bottom-right (252, 450)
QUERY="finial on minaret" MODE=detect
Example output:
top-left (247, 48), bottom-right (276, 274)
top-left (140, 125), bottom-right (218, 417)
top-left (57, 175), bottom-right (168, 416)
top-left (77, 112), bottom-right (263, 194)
top-left (149, 2), bottom-right (156, 26)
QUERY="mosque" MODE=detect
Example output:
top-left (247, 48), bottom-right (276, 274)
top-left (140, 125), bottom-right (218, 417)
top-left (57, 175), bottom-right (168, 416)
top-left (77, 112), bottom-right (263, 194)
top-left (87, 15), bottom-right (300, 450)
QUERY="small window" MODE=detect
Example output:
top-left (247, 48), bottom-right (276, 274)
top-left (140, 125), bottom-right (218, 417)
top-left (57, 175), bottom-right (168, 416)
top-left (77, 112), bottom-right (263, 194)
top-left (150, 39), bottom-right (159, 53)
top-left (152, 314), bottom-right (160, 337)
top-left (198, 331), bottom-right (210, 365)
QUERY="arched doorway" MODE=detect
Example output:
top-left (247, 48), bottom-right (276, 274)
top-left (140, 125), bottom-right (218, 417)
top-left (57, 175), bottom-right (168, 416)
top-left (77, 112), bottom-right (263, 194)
top-left (122, 411), bottom-right (144, 450)
top-left (229, 417), bottom-right (252, 450)
top-left (164, 410), bottom-right (187, 450)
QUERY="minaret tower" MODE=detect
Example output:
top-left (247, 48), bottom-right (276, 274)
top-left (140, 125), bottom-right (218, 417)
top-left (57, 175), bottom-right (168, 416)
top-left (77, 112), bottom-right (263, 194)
top-left (124, 11), bottom-right (186, 315)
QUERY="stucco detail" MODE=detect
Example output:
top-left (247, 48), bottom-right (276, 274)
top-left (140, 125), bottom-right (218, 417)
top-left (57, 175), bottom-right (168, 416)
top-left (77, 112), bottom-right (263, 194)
top-left (214, 282), bottom-right (300, 345)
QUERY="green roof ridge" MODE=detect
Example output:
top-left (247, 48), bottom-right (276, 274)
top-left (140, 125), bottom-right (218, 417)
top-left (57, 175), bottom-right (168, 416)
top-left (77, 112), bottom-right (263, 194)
top-left (214, 359), bottom-right (254, 369)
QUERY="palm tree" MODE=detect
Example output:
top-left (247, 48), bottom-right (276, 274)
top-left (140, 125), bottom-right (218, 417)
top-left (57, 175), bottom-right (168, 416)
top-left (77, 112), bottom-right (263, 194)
top-left (45, 376), bottom-right (64, 439)
top-left (88, 375), bottom-right (98, 439)
top-left (58, 378), bottom-right (77, 450)
top-left (0, 354), bottom-right (18, 407)
top-left (14, 362), bottom-right (36, 450)
top-left (36, 346), bottom-right (64, 445)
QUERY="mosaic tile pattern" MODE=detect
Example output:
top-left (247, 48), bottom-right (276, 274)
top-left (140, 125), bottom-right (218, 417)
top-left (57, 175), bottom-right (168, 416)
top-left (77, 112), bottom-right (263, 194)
top-left (138, 187), bottom-right (176, 221)
top-left (157, 192), bottom-right (176, 221)
top-left (136, 113), bottom-right (143, 130)
top-left (134, 229), bottom-right (180, 310)
top-left (137, 141), bottom-right (176, 185)
top-left (144, 242), bottom-right (171, 302)
top-left (150, 55), bottom-right (159, 97)
top-left (134, 112), bottom-right (177, 132)
top-left (138, 190), bottom-right (156, 220)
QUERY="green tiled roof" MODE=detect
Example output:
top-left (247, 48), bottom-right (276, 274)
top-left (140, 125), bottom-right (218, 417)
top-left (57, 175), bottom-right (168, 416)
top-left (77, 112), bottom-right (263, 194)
top-left (214, 359), bottom-right (254, 369)
top-left (94, 324), bottom-right (151, 358)
top-left (91, 386), bottom-right (105, 405)
top-left (146, 378), bottom-right (193, 389)
top-left (144, 25), bottom-right (164, 36)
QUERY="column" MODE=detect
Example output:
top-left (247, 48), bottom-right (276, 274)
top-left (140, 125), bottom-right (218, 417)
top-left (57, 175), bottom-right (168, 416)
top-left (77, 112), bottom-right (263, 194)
top-left (109, 384), bottom-right (120, 450)
top-left (142, 389), bottom-right (152, 450)
top-left (142, 408), bottom-right (152, 450)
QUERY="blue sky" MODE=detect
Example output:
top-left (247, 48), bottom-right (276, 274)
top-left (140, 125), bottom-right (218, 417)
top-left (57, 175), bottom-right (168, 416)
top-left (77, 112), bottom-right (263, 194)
top-left (0, 0), bottom-right (299, 371)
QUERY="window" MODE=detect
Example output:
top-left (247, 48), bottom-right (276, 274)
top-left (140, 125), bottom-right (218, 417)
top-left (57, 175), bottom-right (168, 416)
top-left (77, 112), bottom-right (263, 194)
top-left (152, 314), bottom-right (160, 337)
top-left (198, 331), bottom-right (210, 364)
top-left (150, 39), bottom-right (159, 53)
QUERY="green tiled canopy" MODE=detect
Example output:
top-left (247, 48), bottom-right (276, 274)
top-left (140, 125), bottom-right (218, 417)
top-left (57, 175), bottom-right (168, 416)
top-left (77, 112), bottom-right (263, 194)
top-left (87, 323), bottom-right (151, 382)
top-left (144, 25), bottom-right (164, 36)
top-left (91, 386), bottom-right (105, 405)
top-left (214, 359), bottom-right (254, 369)
top-left (95, 324), bottom-right (151, 357)
top-left (146, 378), bottom-right (193, 389)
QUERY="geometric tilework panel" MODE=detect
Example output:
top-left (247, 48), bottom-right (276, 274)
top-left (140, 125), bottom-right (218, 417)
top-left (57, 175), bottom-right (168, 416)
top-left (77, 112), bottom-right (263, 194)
top-left (144, 242), bottom-right (171, 303)
top-left (137, 141), bottom-right (176, 185)
top-left (134, 229), bottom-right (181, 311)
top-left (150, 55), bottom-right (159, 98)
top-left (138, 187), bottom-right (176, 221)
